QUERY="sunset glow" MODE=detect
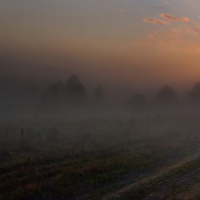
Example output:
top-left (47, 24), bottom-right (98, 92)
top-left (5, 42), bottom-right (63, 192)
top-left (1, 0), bottom-right (200, 91)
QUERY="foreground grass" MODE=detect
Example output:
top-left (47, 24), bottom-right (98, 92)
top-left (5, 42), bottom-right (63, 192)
top-left (0, 148), bottom-right (181, 199)
top-left (113, 157), bottom-right (200, 200)
top-left (1, 115), bottom-right (200, 199)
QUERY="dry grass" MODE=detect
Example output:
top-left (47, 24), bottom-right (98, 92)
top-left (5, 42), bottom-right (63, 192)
top-left (1, 115), bottom-right (200, 199)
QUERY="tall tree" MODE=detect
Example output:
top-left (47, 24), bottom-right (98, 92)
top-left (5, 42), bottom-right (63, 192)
top-left (40, 81), bottom-right (64, 108)
top-left (65, 74), bottom-right (87, 105)
top-left (156, 85), bottom-right (178, 104)
top-left (190, 82), bottom-right (200, 101)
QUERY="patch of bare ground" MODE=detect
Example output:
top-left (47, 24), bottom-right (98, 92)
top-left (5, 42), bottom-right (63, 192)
top-left (103, 151), bottom-right (200, 200)
top-left (176, 183), bottom-right (200, 199)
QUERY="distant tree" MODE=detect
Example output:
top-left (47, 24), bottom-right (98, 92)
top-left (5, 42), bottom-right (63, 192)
top-left (128, 93), bottom-right (145, 109)
top-left (156, 85), bottom-right (178, 104)
top-left (40, 81), bottom-right (64, 107)
top-left (46, 81), bottom-right (64, 98)
top-left (65, 74), bottom-right (87, 105)
top-left (189, 82), bottom-right (200, 101)
top-left (93, 85), bottom-right (104, 105)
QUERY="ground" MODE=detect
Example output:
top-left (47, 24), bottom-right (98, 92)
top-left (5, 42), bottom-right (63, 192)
top-left (1, 115), bottom-right (200, 199)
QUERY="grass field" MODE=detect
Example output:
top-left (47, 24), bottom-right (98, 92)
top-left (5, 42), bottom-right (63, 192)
top-left (1, 114), bottom-right (200, 199)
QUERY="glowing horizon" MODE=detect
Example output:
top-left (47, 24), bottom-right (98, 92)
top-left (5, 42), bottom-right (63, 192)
top-left (1, 0), bottom-right (200, 91)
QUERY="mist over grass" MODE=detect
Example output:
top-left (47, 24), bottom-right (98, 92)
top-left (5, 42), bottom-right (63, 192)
top-left (1, 111), bottom-right (200, 199)
top-left (1, 75), bottom-right (200, 199)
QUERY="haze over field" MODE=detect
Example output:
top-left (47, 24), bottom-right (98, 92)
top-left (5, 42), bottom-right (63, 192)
top-left (3, 2), bottom-right (200, 200)
top-left (1, 0), bottom-right (200, 96)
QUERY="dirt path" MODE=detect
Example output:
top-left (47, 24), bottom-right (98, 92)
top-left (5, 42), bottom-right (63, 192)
top-left (102, 151), bottom-right (200, 200)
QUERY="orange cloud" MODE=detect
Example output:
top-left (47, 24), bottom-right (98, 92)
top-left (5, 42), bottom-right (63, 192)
top-left (136, 38), bottom-right (182, 45)
top-left (148, 31), bottom-right (159, 38)
top-left (179, 27), bottom-right (197, 34)
top-left (161, 13), bottom-right (190, 23)
top-left (180, 17), bottom-right (190, 23)
top-left (143, 17), bottom-right (166, 25)
top-left (186, 43), bottom-right (200, 52)
top-left (162, 28), bottom-right (181, 37)
top-left (154, 5), bottom-right (165, 9)
top-left (193, 26), bottom-right (200, 33)
top-left (147, 29), bottom-right (181, 40)
top-left (182, 26), bottom-right (200, 34)
top-left (109, 7), bottom-right (125, 13)
top-left (136, 27), bottom-right (183, 47)
top-left (161, 13), bottom-right (178, 21)
top-left (119, 8), bottom-right (125, 13)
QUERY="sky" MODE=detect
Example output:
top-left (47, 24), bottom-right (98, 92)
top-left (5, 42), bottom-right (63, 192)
top-left (1, 0), bottom-right (200, 93)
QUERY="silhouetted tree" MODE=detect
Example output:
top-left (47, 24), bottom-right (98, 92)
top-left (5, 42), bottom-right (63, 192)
top-left (65, 74), bottom-right (87, 105)
top-left (189, 82), bottom-right (200, 101)
top-left (128, 93), bottom-right (145, 109)
top-left (46, 81), bottom-right (64, 98)
top-left (40, 81), bottom-right (64, 107)
top-left (93, 85), bottom-right (104, 105)
top-left (156, 85), bottom-right (178, 104)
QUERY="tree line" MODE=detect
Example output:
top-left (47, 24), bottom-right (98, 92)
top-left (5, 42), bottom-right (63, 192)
top-left (128, 83), bottom-right (200, 109)
top-left (33, 74), bottom-right (104, 110)
top-left (2, 74), bottom-right (200, 114)
top-left (23, 75), bottom-right (200, 108)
